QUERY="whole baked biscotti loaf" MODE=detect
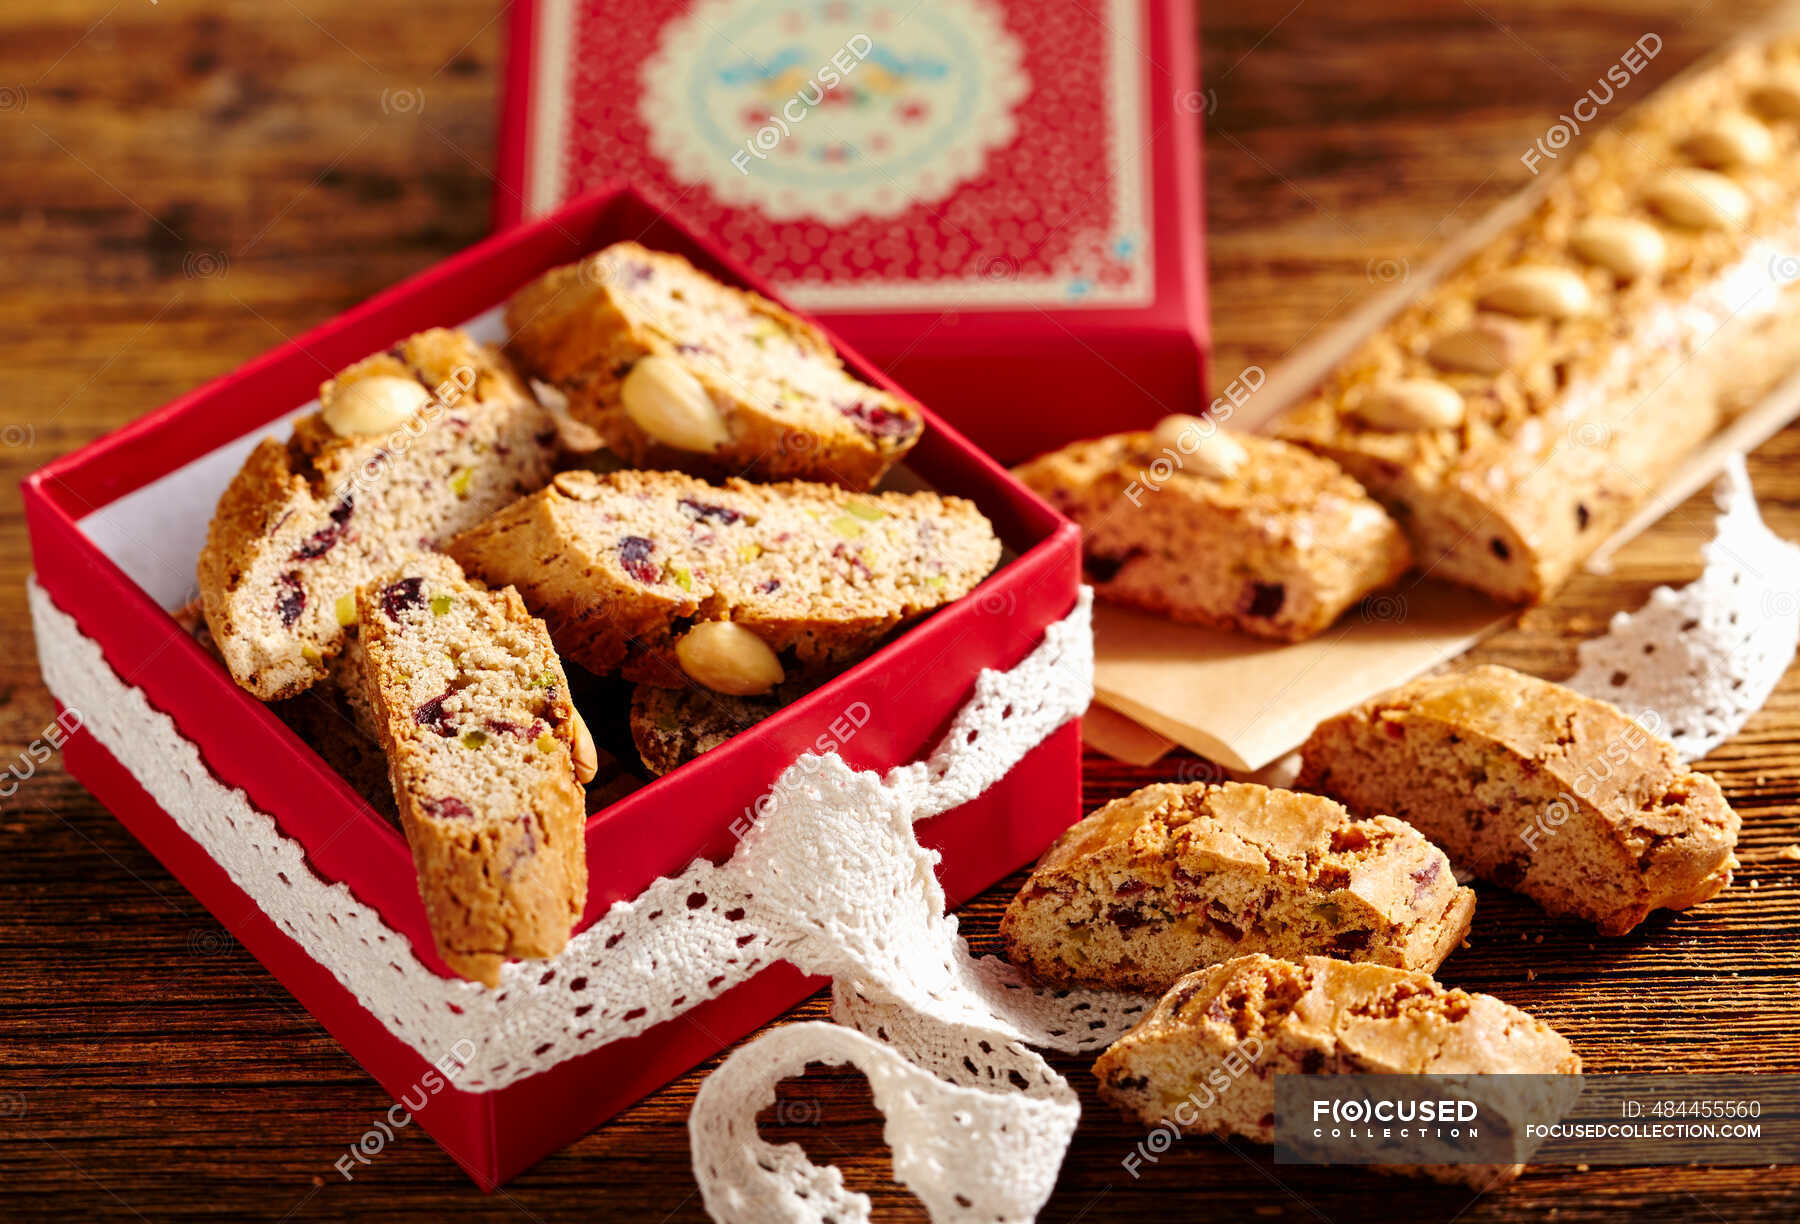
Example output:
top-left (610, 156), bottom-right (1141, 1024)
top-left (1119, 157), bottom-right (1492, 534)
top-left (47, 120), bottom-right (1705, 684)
top-left (197, 328), bottom-right (558, 700)
top-left (446, 469), bottom-right (1000, 690)
top-left (1297, 664), bottom-right (1739, 934)
top-left (356, 553), bottom-right (593, 986)
top-left (1277, 36), bottom-right (1800, 602)
top-left (1013, 418), bottom-right (1411, 641)
top-left (1000, 782), bottom-right (1473, 992)
top-left (1094, 953), bottom-right (1580, 1187)
top-left (504, 242), bottom-right (922, 490)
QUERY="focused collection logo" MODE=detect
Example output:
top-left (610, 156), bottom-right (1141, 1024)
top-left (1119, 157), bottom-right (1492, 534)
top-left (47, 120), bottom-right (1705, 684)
top-left (1309, 1094), bottom-right (1482, 1139)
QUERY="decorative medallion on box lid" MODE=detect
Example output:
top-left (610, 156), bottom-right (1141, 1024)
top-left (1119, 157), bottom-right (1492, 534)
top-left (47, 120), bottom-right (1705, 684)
top-left (531, 0), bottom-right (1154, 311)
top-left (640, 0), bottom-right (1029, 226)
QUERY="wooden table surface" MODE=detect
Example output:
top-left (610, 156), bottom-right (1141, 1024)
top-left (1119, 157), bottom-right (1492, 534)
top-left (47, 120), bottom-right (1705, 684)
top-left (3, 1), bottom-right (1798, 1219)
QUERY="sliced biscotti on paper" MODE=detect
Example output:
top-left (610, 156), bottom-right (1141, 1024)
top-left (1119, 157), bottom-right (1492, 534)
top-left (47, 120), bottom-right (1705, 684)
top-left (1014, 417), bottom-right (1411, 641)
top-left (1277, 35), bottom-right (1800, 603)
top-left (504, 241), bottom-right (922, 490)
top-left (1094, 953), bottom-right (1580, 1187)
top-left (197, 328), bottom-right (558, 700)
top-left (1000, 782), bottom-right (1473, 992)
top-left (447, 469), bottom-right (1000, 690)
top-left (1298, 664), bottom-right (1739, 934)
top-left (356, 553), bottom-right (594, 987)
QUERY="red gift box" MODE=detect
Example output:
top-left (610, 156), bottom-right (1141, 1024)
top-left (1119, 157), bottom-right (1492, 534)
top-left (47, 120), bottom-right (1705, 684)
top-left (496, 0), bottom-right (1210, 462)
top-left (24, 185), bottom-right (1084, 1188)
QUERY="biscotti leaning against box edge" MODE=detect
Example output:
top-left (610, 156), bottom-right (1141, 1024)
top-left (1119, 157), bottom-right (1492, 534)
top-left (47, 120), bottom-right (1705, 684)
top-left (197, 328), bottom-right (559, 700)
top-left (1012, 415), bottom-right (1412, 641)
top-left (1094, 953), bottom-right (1580, 1188)
top-left (1000, 781), bottom-right (1473, 993)
top-left (504, 241), bottom-right (923, 491)
top-left (355, 552), bottom-right (595, 987)
top-left (447, 468), bottom-right (1001, 692)
top-left (1278, 34), bottom-right (1800, 603)
top-left (1298, 664), bottom-right (1739, 934)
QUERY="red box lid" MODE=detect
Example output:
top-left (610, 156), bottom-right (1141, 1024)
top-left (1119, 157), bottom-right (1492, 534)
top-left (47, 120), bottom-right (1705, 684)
top-left (496, 0), bottom-right (1211, 461)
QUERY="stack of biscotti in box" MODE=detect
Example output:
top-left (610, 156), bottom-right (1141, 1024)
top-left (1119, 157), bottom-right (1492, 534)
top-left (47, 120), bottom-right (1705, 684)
top-left (195, 244), bottom-right (1002, 984)
top-left (1015, 33), bottom-right (1800, 643)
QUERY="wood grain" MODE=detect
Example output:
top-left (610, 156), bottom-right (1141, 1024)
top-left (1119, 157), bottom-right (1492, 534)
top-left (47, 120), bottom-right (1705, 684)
top-left (2, 1), bottom-right (1798, 1219)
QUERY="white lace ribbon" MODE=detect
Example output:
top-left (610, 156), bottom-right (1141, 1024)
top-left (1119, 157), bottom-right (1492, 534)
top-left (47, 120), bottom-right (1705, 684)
top-left (687, 681), bottom-right (1151, 1221)
top-left (28, 581), bottom-right (1116, 1055)
top-left (1566, 456), bottom-right (1800, 760)
top-left (692, 1019), bottom-right (1083, 1224)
